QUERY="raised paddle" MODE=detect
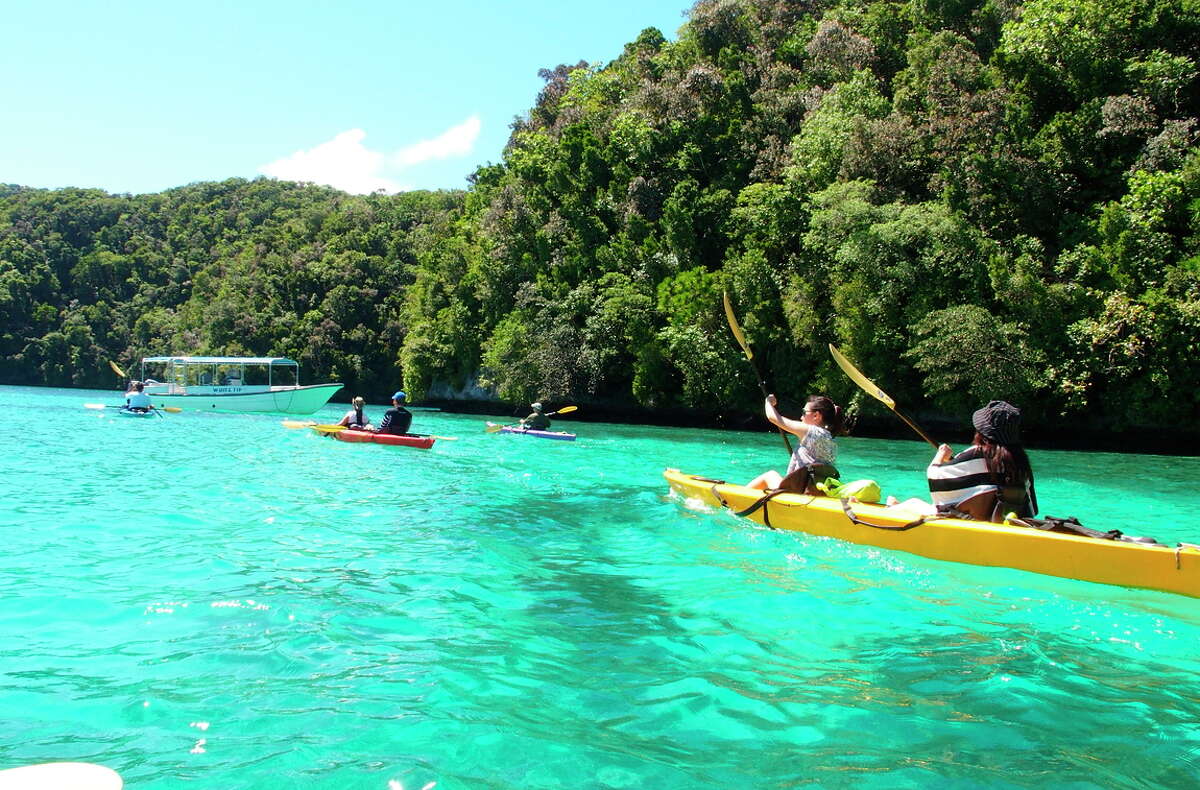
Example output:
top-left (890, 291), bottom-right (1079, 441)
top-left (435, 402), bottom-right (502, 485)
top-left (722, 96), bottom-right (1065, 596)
top-left (723, 291), bottom-right (793, 455)
top-left (109, 360), bottom-right (127, 379)
top-left (485, 405), bottom-right (578, 433)
top-left (828, 343), bottom-right (937, 447)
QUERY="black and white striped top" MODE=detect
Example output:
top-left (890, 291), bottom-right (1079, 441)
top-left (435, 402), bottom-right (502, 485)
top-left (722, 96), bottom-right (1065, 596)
top-left (927, 446), bottom-right (998, 511)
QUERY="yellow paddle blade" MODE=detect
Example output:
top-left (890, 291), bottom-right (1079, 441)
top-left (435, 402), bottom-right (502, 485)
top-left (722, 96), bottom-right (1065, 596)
top-left (159, 406), bottom-right (182, 413)
top-left (722, 291), bottom-right (753, 361)
top-left (485, 422), bottom-right (505, 433)
top-left (551, 405), bottom-right (577, 415)
top-left (310, 424), bottom-right (347, 435)
top-left (281, 420), bottom-right (317, 429)
top-left (828, 343), bottom-right (896, 410)
top-left (108, 360), bottom-right (127, 379)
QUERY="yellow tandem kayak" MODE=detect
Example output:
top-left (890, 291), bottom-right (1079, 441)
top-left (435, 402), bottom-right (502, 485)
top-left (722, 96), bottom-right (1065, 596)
top-left (664, 468), bottom-right (1200, 599)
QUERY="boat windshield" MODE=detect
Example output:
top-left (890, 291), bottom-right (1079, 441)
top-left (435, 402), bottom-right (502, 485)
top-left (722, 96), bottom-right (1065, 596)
top-left (140, 357), bottom-right (301, 388)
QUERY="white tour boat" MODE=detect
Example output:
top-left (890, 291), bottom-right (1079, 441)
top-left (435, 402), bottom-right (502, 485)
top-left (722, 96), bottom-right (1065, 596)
top-left (138, 356), bottom-right (342, 415)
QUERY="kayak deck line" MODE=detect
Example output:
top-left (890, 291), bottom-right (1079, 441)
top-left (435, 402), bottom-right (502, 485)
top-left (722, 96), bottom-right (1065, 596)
top-left (664, 468), bottom-right (1200, 599)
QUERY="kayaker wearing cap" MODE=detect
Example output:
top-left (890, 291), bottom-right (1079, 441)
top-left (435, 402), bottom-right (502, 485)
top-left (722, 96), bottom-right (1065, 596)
top-left (747, 394), bottom-right (846, 491)
top-left (337, 396), bottom-right (374, 430)
top-left (888, 400), bottom-right (1038, 521)
top-left (519, 402), bottom-right (551, 431)
top-left (375, 391), bottom-right (413, 435)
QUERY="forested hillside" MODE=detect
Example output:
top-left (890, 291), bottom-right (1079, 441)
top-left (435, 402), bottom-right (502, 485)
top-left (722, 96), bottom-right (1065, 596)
top-left (3, 0), bottom-right (1199, 436)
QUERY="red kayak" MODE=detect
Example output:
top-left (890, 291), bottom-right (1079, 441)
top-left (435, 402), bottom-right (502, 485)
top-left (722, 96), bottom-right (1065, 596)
top-left (332, 429), bottom-right (435, 449)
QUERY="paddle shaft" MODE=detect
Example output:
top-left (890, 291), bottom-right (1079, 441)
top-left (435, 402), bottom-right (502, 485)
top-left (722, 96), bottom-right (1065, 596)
top-left (487, 405), bottom-right (577, 433)
top-left (892, 408), bottom-right (937, 447)
top-left (722, 292), bottom-right (792, 455)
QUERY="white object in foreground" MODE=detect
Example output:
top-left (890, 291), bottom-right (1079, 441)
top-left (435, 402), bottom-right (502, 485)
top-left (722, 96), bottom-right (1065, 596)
top-left (0, 762), bottom-right (122, 789)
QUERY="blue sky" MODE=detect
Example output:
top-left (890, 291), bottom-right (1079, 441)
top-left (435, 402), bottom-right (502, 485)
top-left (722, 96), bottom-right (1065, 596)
top-left (2, 0), bottom-right (690, 195)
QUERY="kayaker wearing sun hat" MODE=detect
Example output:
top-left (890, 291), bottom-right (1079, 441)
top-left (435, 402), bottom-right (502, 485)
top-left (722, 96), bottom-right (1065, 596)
top-left (519, 402), bottom-right (552, 431)
top-left (923, 400), bottom-right (1038, 521)
top-left (376, 391), bottom-right (413, 435)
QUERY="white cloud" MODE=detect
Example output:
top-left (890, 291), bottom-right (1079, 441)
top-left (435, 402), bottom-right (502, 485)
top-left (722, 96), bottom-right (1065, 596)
top-left (392, 116), bottom-right (481, 167)
top-left (258, 116), bottom-right (482, 195)
top-left (259, 129), bottom-right (400, 194)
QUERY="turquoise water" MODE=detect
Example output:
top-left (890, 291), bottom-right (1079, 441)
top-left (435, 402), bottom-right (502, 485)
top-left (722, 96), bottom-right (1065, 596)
top-left (3, 384), bottom-right (1200, 789)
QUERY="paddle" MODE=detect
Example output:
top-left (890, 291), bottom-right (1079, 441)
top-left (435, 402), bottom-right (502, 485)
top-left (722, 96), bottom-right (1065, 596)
top-left (722, 291), bottom-right (793, 455)
top-left (485, 405), bottom-right (577, 433)
top-left (828, 343), bottom-right (937, 448)
top-left (109, 360), bottom-right (127, 379)
top-left (281, 419), bottom-right (318, 429)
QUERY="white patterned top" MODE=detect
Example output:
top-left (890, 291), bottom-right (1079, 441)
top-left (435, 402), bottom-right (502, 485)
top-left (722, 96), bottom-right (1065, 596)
top-left (785, 425), bottom-right (837, 473)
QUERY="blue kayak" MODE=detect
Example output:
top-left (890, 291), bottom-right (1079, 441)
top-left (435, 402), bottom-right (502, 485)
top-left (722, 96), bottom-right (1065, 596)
top-left (117, 407), bottom-right (157, 418)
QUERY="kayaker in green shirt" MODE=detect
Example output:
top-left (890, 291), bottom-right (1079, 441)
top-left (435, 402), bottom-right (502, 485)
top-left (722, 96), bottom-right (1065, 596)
top-left (519, 402), bottom-right (552, 431)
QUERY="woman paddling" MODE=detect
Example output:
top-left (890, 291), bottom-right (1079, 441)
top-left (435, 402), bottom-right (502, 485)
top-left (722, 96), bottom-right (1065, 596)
top-left (747, 394), bottom-right (846, 491)
top-left (336, 396), bottom-right (373, 430)
top-left (889, 400), bottom-right (1038, 521)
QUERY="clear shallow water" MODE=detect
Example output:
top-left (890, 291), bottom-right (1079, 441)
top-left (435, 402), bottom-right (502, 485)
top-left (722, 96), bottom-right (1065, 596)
top-left (2, 384), bottom-right (1199, 789)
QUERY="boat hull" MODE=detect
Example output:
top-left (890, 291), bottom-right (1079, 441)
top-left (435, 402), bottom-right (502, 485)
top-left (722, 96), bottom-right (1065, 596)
top-left (499, 426), bottom-right (576, 441)
top-left (333, 429), bottom-right (435, 449)
top-left (146, 383), bottom-right (342, 415)
top-left (664, 468), bottom-right (1200, 598)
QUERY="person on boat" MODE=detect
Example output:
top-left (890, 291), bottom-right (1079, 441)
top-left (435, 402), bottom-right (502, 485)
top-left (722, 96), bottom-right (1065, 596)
top-left (519, 402), bottom-right (552, 431)
top-left (747, 394), bottom-right (845, 491)
top-left (375, 391), bottom-right (413, 435)
top-left (337, 396), bottom-right (373, 430)
top-left (124, 381), bottom-right (154, 413)
top-left (887, 400), bottom-right (1038, 522)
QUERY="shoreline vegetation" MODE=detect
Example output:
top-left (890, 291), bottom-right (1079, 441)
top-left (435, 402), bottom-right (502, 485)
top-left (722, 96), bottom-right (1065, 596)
top-left (3, 0), bottom-right (1198, 454)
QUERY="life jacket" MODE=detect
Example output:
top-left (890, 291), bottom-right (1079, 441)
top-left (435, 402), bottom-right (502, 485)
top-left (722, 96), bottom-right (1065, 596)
top-left (348, 408), bottom-right (367, 428)
top-left (992, 481), bottom-right (1035, 520)
top-left (775, 462), bottom-right (840, 496)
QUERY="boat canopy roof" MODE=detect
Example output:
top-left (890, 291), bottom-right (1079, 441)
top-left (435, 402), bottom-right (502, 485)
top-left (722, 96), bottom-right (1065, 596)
top-left (141, 356), bottom-right (299, 366)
